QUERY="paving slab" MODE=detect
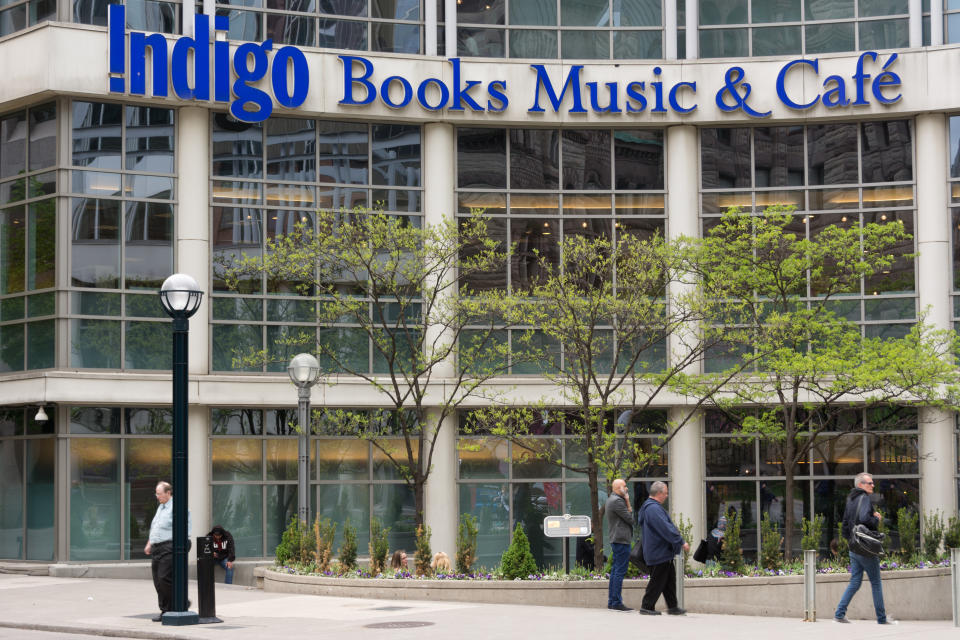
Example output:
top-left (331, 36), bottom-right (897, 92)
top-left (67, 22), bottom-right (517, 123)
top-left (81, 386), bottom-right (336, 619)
top-left (0, 573), bottom-right (956, 640)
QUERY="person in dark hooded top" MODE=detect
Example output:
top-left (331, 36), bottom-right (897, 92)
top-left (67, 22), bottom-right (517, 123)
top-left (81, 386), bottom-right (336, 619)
top-left (207, 525), bottom-right (236, 584)
top-left (636, 481), bottom-right (689, 616)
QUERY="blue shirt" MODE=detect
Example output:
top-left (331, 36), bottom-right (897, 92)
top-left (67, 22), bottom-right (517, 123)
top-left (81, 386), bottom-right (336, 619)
top-left (149, 499), bottom-right (192, 544)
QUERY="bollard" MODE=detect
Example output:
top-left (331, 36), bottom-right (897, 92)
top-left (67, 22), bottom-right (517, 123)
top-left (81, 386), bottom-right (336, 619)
top-left (952, 547), bottom-right (960, 627)
top-left (803, 549), bottom-right (817, 622)
top-left (674, 553), bottom-right (685, 610)
top-left (196, 536), bottom-right (223, 624)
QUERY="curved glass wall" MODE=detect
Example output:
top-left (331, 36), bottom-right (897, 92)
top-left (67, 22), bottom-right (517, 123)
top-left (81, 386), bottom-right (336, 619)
top-left (0, 408), bottom-right (54, 560)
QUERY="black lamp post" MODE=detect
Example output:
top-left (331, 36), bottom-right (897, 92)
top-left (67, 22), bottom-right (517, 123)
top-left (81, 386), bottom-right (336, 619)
top-left (159, 273), bottom-right (202, 626)
top-left (287, 352), bottom-right (320, 524)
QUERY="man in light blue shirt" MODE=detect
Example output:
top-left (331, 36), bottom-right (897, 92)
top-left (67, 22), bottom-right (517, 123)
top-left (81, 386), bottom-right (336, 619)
top-left (145, 481), bottom-right (191, 621)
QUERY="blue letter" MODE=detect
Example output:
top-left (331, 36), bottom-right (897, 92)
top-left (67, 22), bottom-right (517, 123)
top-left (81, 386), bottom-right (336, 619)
top-left (651, 67), bottom-right (666, 113)
top-left (214, 15), bottom-right (230, 102)
top-left (171, 13), bottom-right (210, 100)
top-left (108, 4), bottom-right (125, 93)
top-left (776, 58), bottom-right (819, 110)
top-left (416, 78), bottom-right (449, 111)
top-left (625, 82), bottom-right (647, 113)
top-left (272, 46), bottom-right (309, 108)
top-left (528, 65), bottom-right (586, 114)
top-left (872, 53), bottom-right (901, 105)
top-left (380, 76), bottom-right (413, 108)
top-left (852, 51), bottom-right (877, 106)
top-left (487, 81), bottom-right (508, 112)
top-left (821, 75), bottom-right (849, 108)
top-left (449, 58), bottom-right (484, 112)
top-left (339, 55), bottom-right (376, 106)
top-left (587, 82), bottom-right (621, 113)
top-left (231, 41), bottom-right (273, 122)
top-left (130, 32), bottom-right (168, 96)
top-left (668, 81), bottom-right (696, 114)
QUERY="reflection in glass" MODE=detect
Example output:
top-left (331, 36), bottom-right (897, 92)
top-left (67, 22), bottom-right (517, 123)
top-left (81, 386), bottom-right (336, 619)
top-left (212, 484), bottom-right (263, 557)
top-left (373, 483), bottom-right (416, 550)
top-left (701, 128), bottom-right (750, 189)
top-left (71, 319), bottom-right (121, 368)
top-left (811, 434), bottom-right (864, 476)
top-left (612, 30), bottom-right (662, 58)
top-left (212, 439), bottom-right (262, 481)
top-left (0, 111), bottom-right (26, 179)
top-left (71, 198), bottom-right (120, 289)
top-left (125, 438), bottom-right (171, 559)
top-left (614, 129), bottom-right (663, 189)
top-left (460, 483), bottom-right (509, 567)
top-left (212, 117), bottom-right (263, 178)
top-left (319, 18), bottom-right (367, 49)
top-left (561, 30), bottom-right (609, 59)
top-left (868, 434), bottom-right (917, 474)
top-left (512, 482), bottom-right (561, 568)
top-left (808, 123), bottom-right (858, 185)
top-left (28, 103), bottom-right (56, 171)
top-left (510, 29), bottom-right (558, 58)
top-left (0, 440), bottom-right (24, 557)
top-left (706, 481), bottom-right (757, 559)
top-left (72, 102), bottom-right (122, 169)
top-left (805, 22), bottom-right (855, 54)
top-left (125, 106), bottom-right (174, 173)
top-left (125, 201), bottom-right (173, 289)
top-left (705, 437), bottom-right (754, 477)
top-left (70, 438), bottom-right (121, 560)
top-left (316, 483), bottom-right (370, 552)
top-left (266, 484), bottom-right (298, 554)
top-left (70, 407), bottom-right (121, 434)
top-left (26, 439), bottom-right (54, 560)
top-left (458, 27), bottom-right (505, 56)
top-left (317, 439), bottom-right (369, 480)
top-left (317, 120), bottom-right (367, 184)
top-left (211, 408), bottom-right (263, 435)
top-left (861, 120), bottom-right (912, 183)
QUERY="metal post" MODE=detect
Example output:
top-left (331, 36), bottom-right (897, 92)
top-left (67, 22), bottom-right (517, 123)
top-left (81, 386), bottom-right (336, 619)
top-left (297, 386), bottom-right (311, 525)
top-left (952, 547), bottom-right (960, 627)
top-left (165, 316), bottom-right (198, 626)
top-left (674, 553), bottom-right (685, 610)
top-left (803, 549), bottom-right (817, 622)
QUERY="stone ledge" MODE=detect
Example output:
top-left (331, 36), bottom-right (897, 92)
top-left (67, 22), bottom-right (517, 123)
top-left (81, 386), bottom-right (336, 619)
top-left (262, 566), bottom-right (953, 620)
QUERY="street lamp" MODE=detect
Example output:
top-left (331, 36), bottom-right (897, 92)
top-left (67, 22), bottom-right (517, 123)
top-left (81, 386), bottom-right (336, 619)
top-left (287, 352), bottom-right (320, 524)
top-left (159, 273), bottom-right (202, 626)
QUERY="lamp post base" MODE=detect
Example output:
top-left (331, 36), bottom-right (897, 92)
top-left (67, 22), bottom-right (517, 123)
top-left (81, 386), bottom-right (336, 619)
top-left (162, 611), bottom-right (200, 626)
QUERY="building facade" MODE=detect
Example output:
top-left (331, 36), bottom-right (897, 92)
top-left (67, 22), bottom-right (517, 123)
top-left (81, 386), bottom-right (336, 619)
top-left (1, 0), bottom-right (959, 569)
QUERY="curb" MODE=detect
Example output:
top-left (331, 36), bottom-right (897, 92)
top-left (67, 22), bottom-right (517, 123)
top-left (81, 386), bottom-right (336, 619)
top-left (0, 620), bottom-right (199, 640)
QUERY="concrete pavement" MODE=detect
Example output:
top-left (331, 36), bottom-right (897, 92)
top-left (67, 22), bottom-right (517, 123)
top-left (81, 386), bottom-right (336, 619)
top-left (0, 573), bottom-right (956, 640)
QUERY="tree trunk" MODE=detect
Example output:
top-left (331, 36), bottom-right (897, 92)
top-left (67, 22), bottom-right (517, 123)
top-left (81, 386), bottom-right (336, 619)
top-left (589, 465), bottom-right (604, 571)
top-left (413, 475), bottom-right (425, 531)
top-left (783, 438), bottom-right (797, 560)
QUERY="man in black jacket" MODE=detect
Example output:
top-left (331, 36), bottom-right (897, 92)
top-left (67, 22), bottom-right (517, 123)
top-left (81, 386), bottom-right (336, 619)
top-left (833, 473), bottom-right (896, 625)
top-left (208, 525), bottom-right (236, 584)
top-left (605, 478), bottom-right (633, 611)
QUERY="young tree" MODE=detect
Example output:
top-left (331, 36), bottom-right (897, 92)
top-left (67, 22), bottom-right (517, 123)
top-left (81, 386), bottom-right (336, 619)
top-left (223, 208), bottom-right (517, 529)
top-left (468, 231), bottom-right (737, 570)
top-left (693, 206), bottom-right (960, 558)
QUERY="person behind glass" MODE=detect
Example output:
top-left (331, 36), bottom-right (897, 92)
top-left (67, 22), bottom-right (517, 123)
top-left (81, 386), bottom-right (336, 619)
top-left (207, 525), bottom-right (236, 584)
top-left (605, 478), bottom-right (633, 611)
top-left (637, 481), bottom-right (689, 616)
top-left (834, 472), bottom-right (898, 625)
top-left (390, 550), bottom-right (408, 570)
top-left (144, 481), bottom-right (192, 622)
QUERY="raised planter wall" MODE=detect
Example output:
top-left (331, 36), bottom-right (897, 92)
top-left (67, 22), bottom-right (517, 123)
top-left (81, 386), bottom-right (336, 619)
top-left (261, 567), bottom-right (952, 620)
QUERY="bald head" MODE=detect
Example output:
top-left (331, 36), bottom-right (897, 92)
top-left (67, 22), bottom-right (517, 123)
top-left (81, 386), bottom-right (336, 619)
top-left (611, 478), bottom-right (626, 495)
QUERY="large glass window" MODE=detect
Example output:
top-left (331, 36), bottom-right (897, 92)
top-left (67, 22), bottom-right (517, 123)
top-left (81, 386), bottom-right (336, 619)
top-left (67, 407), bottom-right (172, 560)
top-left (71, 0), bottom-right (180, 32)
top-left (0, 408), bottom-right (55, 560)
top-left (69, 102), bottom-right (175, 370)
top-left (0, 103), bottom-right (56, 372)
top-left (210, 116), bottom-right (422, 374)
top-left (0, 0), bottom-right (56, 37)
top-left (947, 115), bottom-right (960, 327)
top-left (458, 409), bottom-right (667, 569)
top-left (457, 0), bottom-right (664, 58)
top-left (700, 120), bottom-right (916, 372)
top-left (704, 408), bottom-right (919, 560)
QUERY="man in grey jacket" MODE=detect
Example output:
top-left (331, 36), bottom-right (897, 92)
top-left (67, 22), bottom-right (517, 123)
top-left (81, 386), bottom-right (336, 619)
top-left (605, 478), bottom-right (633, 611)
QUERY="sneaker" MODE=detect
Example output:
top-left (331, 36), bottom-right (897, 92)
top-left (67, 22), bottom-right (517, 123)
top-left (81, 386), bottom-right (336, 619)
top-left (878, 619), bottom-right (898, 625)
top-left (638, 608), bottom-right (661, 616)
top-left (666, 608), bottom-right (686, 616)
top-left (833, 617), bottom-right (850, 624)
top-left (608, 604), bottom-right (634, 612)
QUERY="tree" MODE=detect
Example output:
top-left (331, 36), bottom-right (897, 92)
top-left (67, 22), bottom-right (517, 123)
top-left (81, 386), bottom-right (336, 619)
top-left (692, 206), bottom-right (960, 558)
top-left (468, 231), bottom-right (736, 570)
top-left (224, 207), bottom-right (517, 529)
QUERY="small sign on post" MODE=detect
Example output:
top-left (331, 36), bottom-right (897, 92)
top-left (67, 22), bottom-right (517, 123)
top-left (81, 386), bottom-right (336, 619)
top-left (543, 514), bottom-right (592, 574)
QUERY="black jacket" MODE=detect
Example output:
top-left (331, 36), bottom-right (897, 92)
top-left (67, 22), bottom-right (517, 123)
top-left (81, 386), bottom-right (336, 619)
top-left (841, 488), bottom-right (879, 540)
top-left (207, 526), bottom-right (236, 562)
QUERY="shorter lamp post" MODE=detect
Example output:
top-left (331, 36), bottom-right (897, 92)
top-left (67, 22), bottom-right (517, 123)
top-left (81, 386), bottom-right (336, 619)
top-left (159, 273), bottom-right (203, 626)
top-left (288, 353), bottom-right (321, 525)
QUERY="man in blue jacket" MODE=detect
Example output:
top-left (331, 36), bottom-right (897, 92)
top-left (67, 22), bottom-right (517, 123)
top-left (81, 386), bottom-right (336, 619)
top-left (637, 481), bottom-right (688, 615)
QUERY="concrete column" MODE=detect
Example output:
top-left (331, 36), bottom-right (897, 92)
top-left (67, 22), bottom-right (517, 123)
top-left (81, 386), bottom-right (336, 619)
top-left (445, 0), bottom-right (457, 58)
top-left (176, 106), bottom-right (212, 536)
top-left (915, 113), bottom-right (957, 519)
top-left (664, 0), bottom-right (678, 60)
top-left (421, 122), bottom-right (458, 556)
top-left (665, 124), bottom-right (706, 542)
top-left (909, 0), bottom-right (922, 48)
top-left (425, 0), bottom-right (437, 56)
top-left (932, 0), bottom-right (945, 46)
top-left (685, 0), bottom-right (698, 60)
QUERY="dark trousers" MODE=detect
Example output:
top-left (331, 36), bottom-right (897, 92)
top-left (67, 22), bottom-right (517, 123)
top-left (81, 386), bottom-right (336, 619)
top-left (151, 541), bottom-right (173, 612)
top-left (607, 543), bottom-right (630, 607)
top-left (641, 561), bottom-right (677, 611)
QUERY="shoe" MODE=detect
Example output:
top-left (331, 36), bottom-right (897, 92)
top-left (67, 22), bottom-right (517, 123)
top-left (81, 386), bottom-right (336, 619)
top-left (666, 608), bottom-right (686, 615)
top-left (151, 614), bottom-right (162, 622)
top-left (637, 608), bottom-right (661, 616)
top-left (608, 604), bottom-right (633, 612)
top-left (834, 617), bottom-right (850, 624)
top-left (878, 619), bottom-right (898, 625)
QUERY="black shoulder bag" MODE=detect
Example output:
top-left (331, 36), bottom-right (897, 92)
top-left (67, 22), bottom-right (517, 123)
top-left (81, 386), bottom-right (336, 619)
top-left (848, 494), bottom-right (885, 557)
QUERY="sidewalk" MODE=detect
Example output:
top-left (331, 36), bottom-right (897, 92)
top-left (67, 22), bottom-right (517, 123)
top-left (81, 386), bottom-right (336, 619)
top-left (0, 573), bottom-right (956, 640)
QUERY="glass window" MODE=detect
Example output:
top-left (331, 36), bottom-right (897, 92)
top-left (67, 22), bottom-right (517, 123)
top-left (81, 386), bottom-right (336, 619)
top-left (69, 438), bottom-right (121, 560)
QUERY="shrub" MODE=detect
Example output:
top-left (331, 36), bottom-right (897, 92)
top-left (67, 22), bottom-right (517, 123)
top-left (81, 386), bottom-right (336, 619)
top-left (896, 507), bottom-right (919, 558)
top-left (275, 516), bottom-right (316, 566)
top-left (674, 513), bottom-right (693, 574)
top-left (759, 513), bottom-right (783, 570)
top-left (313, 516), bottom-right (337, 573)
top-left (944, 515), bottom-right (960, 549)
top-left (800, 514), bottom-right (824, 552)
top-left (500, 523), bottom-right (538, 579)
top-left (456, 513), bottom-right (479, 574)
top-left (414, 525), bottom-right (433, 577)
top-left (368, 517), bottom-right (391, 575)
top-left (833, 521), bottom-right (849, 559)
top-left (720, 509), bottom-right (743, 573)
top-left (339, 518), bottom-right (358, 572)
top-left (923, 510), bottom-right (945, 560)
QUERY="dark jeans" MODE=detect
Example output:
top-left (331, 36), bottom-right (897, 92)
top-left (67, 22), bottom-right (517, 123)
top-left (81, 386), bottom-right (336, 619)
top-left (835, 551), bottom-right (886, 623)
top-left (642, 561), bottom-right (678, 611)
top-left (608, 542), bottom-right (630, 607)
top-left (216, 557), bottom-right (234, 584)
top-left (150, 541), bottom-right (173, 613)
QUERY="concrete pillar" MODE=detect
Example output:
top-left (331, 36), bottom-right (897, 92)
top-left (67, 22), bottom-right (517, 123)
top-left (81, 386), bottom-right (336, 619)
top-left (915, 113), bottom-right (957, 519)
top-left (665, 124), bottom-right (705, 542)
top-left (685, 0), bottom-right (698, 60)
top-left (665, 0), bottom-right (678, 60)
top-left (421, 122), bottom-right (458, 556)
top-left (445, 0), bottom-right (456, 58)
top-left (176, 106), bottom-right (212, 536)
top-left (425, 0), bottom-right (437, 56)
top-left (932, 0), bottom-right (945, 46)
top-left (909, 0), bottom-right (922, 48)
